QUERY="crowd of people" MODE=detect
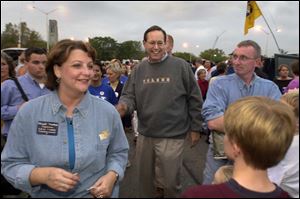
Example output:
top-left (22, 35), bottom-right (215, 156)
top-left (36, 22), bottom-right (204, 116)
top-left (1, 25), bottom-right (299, 198)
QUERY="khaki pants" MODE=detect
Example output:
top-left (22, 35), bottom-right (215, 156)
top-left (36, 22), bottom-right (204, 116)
top-left (136, 134), bottom-right (185, 198)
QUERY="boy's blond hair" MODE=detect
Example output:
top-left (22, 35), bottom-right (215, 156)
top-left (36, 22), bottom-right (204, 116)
top-left (224, 96), bottom-right (296, 170)
top-left (212, 165), bottom-right (233, 184)
top-left (281, 91), bottom-right (299, 118)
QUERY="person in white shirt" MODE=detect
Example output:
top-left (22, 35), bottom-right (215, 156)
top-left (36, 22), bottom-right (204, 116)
top-left (268, 90), bottom-right (299, 198)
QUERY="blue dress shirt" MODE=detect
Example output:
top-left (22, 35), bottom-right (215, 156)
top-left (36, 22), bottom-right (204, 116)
top-left (1, 73), bottom-right (50, 136)
top-left (202, 73), bottom-right (282, 121)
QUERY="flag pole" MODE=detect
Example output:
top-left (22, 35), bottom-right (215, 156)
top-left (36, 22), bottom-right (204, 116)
top-left (259, 12), bottom-right (282, 53)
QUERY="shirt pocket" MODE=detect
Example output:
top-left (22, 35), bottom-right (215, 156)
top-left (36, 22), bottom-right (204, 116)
top-left (90, 139), bottom-right (109, 173)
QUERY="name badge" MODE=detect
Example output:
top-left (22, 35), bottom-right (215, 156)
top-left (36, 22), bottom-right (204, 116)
top-left (99, 130), bottom-right (110, 140)
top-left (37, 121), bottom-right (59, 136)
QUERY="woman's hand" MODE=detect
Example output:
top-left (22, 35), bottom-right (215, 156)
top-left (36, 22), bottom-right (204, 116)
top-left (30, 167), bottom-right (80, 192)
top-left (89, 171), bottom-right (118, 198)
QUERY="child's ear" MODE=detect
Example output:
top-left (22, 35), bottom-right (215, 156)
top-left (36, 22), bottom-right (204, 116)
top-left (232, 142), bottom-right (241, 158)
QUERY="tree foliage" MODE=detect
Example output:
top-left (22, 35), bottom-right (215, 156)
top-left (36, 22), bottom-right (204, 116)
top-left (2, 22), bottom-right (230, 62)
top-left (117, 40), bottom-right (145, 60)
top-left (173, 52), bottom-right (197, 63)
top-left (89, 37), bottom-right (145, 61)
top-left (1, 22), bottom-right (46, 49)
top-left (199, 48), bottom-right (228, 63)
top-left (89, 36), bottom-right (119, 60)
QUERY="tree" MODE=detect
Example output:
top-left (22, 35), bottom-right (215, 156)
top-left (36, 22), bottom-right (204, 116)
top-left (1, 23), bottom-right (19, 49)
top-left (89, 36), bottom-right (119, 60)
top-left (199, 48), bottom-right (228, 63)
top-left (173, 52), bottom-right (197, 63)
top-left (1, 22), bottom-right (46, 49)
top-left (117, 40), bottom-right (145, 60)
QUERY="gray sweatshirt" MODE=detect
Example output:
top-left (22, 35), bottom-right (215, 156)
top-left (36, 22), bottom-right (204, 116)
top-left (119, 55), bottom-right (203, 138)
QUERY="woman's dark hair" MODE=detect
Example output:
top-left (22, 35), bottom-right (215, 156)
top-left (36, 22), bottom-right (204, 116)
top-left (46, 39), bottom-right (96, 90)
top-left (290, 60), bottom-right (299, 76)
top-left (1, 52), bottom-right (16, 78)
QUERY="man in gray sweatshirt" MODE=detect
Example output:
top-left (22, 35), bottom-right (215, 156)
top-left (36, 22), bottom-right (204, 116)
top-left (116, 25), bottom-right (203, 198)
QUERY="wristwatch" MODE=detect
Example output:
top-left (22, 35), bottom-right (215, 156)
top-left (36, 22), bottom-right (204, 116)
top-left (109, 170), bottom-right (119, 182)
top-left (114, 172), bottom-right (119, 181)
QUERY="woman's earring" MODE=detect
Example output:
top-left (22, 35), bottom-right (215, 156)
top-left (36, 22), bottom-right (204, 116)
top-left (56, 78), bottom-right (61, 84)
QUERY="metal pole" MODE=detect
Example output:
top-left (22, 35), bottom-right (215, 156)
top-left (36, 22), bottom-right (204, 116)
top-left (46, 14), bottom-right (49, 51)
top-left (18, 21), bottom-right (22, 48)
top-left (265, 34), bottom-right (269, 56)
top-left (260, 14), bottom-right (282, 53)
top-left (32, 5), bottom-right (59, 52)
top-left (259, 28), bottom-right (269, 56)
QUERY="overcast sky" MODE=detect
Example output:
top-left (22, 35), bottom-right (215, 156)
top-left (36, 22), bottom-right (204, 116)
top-left (1, 1), bottom-right (299, 57)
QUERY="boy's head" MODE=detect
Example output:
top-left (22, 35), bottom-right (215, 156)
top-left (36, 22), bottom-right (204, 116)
top-left (224, 96), bottom-right (296, 170)
top-left (212, 165), bottom-right (233, 184)
top-left (281, 91), bottom-right (299, 119)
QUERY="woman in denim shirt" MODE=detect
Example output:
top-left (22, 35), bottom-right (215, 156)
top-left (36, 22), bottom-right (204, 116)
top-left (1, 39), bottom-right (129, 198)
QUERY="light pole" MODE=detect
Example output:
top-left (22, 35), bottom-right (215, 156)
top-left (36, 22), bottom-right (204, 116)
top-left (18, 20), bottom-right (22, 48)
top-left (182, 42), bottom-right (192, 63)
top-left (31, 5), bottom-right (60, 51)
top-left (255, 26), bottom-right (270, 56)
top-left (212, 30), bottom-right (226, 49)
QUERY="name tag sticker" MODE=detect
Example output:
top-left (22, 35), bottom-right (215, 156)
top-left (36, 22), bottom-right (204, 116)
top-left (99, 130), bottom-right (110, 140)
top-left (37, 121), bottom-right (59, 136)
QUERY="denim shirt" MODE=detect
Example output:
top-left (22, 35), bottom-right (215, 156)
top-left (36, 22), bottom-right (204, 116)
top-left (202, 73), bottom-right (282, 121)
top-left (1, 73), bottom-right (50, 136)
top-left (1, 91), bottom-right (129, 198)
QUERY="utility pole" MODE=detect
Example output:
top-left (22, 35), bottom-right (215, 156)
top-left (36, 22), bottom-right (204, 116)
top-left (212, 30), bottom-right (226, 49)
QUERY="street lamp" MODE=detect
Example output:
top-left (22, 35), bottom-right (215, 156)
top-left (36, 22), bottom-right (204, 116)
top-left (18, 20), bottom-right (22, 48)
top-left (212, 30), bottom-right (226, 49)
top-left (182, 42), bottom-right (192, 63)
top-left (30, 5), bottom-right (61, 51)
top-left (255, 26), bottom-right (270, 56)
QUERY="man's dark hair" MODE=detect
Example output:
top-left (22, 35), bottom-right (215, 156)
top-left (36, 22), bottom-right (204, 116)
top-left (24, 47), bottom-right (47, 61)
top-left (143, 25), bottom-right (167, 42)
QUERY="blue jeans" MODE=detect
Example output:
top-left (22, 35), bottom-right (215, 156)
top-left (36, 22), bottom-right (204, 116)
top-left (202, 143), bottom-right (232, 184)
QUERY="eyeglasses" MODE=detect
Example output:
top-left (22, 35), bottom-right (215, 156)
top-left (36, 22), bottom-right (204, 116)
top-left (231, 54), bottom-right (257, 62)
top-left (147, 41), bottom-right (165, 47)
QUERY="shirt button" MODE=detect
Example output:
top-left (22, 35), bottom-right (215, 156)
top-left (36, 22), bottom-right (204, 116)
top-left (63, 140), bottom-right (67, 144)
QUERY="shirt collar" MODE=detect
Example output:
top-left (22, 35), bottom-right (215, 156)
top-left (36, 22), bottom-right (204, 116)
top-left (147, 52), bottom-right (168, 64)
top-left (51, 91), bottom-right (89, 118)
top-left (25, 72), bottom-right (45, 88)
top-left (234, 73), bottom-right (259, 89)
top-left (24, 73), bottom-right (36, 84)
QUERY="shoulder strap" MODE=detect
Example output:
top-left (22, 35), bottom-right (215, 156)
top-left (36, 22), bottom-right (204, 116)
top-left (11, 77), bottom-right (29, 102)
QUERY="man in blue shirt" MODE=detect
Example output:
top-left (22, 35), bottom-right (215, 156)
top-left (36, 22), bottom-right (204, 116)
top-left (1, 47), bottom-right (50, 138)
top-left (201, 40), bottom-right (282, 184)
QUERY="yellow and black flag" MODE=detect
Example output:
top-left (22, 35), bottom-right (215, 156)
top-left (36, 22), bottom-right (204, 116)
top-left (244, 1), bottom-right (262, 35)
